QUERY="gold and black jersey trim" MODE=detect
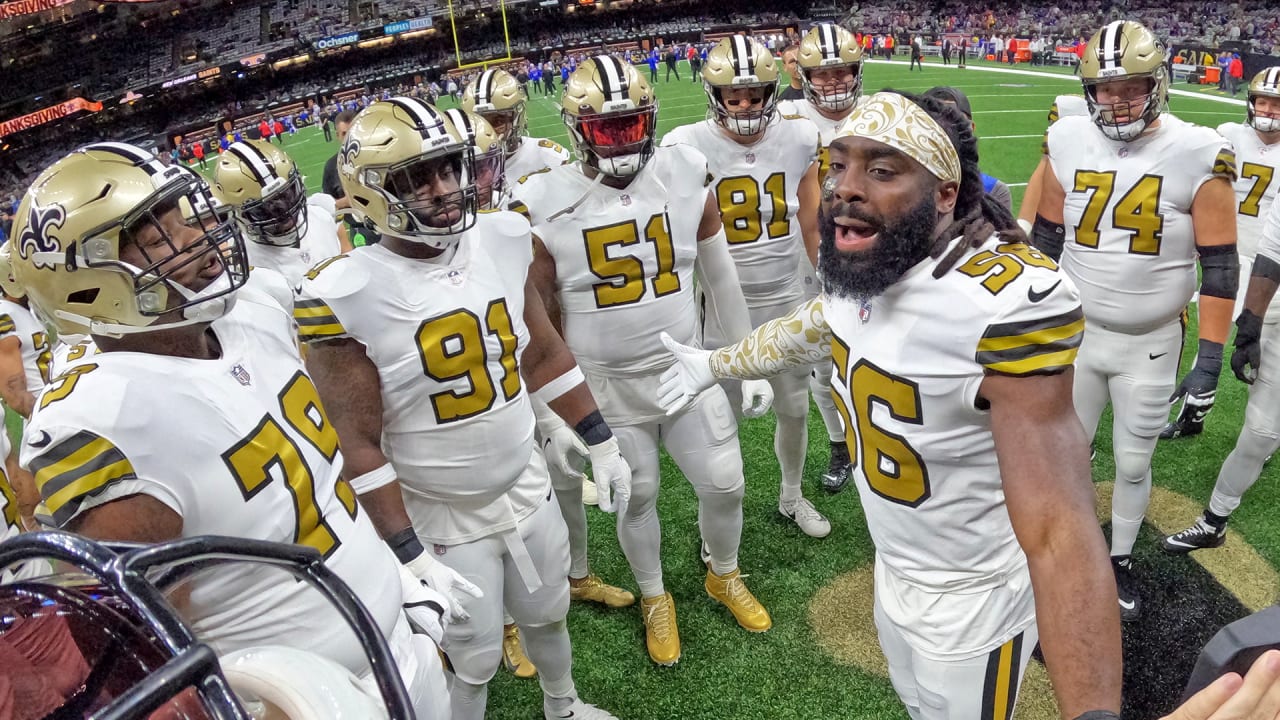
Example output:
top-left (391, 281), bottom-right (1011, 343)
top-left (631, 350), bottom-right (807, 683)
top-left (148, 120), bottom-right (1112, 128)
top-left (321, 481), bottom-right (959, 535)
top-left (293, 297), bottom-right (348, 341)
top-left (508, 199), bottom-right (532, 221)
top-left (977, 306), bottom-right (1084, 376)
top-left (1212, 147), bottom-right (1239, 182)
top-left (0, 314), bottom-right (15, 335)
top-left (31, 430), bottom-right (137, 528)
top-left (1047, 100), bottom-right (1061, 125)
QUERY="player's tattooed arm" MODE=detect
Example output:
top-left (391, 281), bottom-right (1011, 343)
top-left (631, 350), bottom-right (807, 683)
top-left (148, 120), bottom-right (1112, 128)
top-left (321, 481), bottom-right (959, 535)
top-left (709, 298), bottom-right (832, 379)
top-left (0, 336), bottom-right (35, 418)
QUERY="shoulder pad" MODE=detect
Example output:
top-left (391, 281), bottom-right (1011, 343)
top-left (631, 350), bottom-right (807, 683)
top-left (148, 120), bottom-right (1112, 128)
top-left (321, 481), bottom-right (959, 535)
top-left (243, 266), bottom-right (295, 313)
top-left (517, 166), bottom-right (554, 185)
top-left (299, 253), bottom-right (367, 300)
top-left (782, 113), bottom-right (805, 121)
top-left (474, 209), bottom-right (533, 240)
top-left (537, 138), bottom-right (568, 157)
top-left (1212, 145), bottom-right (1239, 182)
top-left (307, 192), bottom-right (337, 216)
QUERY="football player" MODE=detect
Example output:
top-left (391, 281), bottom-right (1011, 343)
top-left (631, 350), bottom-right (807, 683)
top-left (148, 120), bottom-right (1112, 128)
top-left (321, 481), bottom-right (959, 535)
top-left (445, 105), bottom-right (636, 681)
top-left (661, 36), bottom-right (829, 538)
top-left (1162, 67), bottom-right (1280, 439)
top-left (657, 90), bottom-right (1123, 720)
top-left (7, 142), bottom-right (451, 719)
top-left (511, 55), bottom-right (773, 667)
top-left (213, 139), bottom-right (347, 288)
top-left (777, 22), bottom-right (868, 493)
top-left (1030, 20), bottom-right (1239, 620)
top-left (463, 68), bottom-right (572, 185)
top-left (1015, 94), bottom-right (1090, 234)
top-left (298, 98), bottom-right (626, 720)
top-left (1163, 67), bottom-right (1280, 551)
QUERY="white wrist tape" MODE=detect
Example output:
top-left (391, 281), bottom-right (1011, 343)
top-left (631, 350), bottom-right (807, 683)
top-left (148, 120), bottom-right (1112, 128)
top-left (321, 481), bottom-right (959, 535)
top-left (349, 462), bottom-right (398, 494)
top-left (533, 365), bottom-right (585, 405)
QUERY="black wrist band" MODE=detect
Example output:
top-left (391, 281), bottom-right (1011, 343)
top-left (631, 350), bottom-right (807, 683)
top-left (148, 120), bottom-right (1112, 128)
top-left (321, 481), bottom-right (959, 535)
top-left (388, 526), bottom-right (425, 564)
top-left (574, 410), bottom-right (614, 446)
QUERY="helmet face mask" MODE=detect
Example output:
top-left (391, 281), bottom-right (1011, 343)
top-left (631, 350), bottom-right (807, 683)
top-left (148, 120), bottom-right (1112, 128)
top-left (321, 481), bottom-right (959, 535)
top-left (444, 108), bottom-right (508, 210)
top-left (213, 140), bottom-right (308, 247)
top-left (702, 36), bottom-right (780, 137)
top-left (798, 23), bottom-right (865, 113)
top-left (11, 144), bottom-right (249, 338)
top-left (1247, 67), bottom-right (1280, 133)
top-left (1080, 20), bottom-right (1169, 142)
top-left (339, 98), bottom-right (479, 248)
top-left (238, 171), bottom-right (308, 247)
top-left (562, 56), bottom-right (659, 178)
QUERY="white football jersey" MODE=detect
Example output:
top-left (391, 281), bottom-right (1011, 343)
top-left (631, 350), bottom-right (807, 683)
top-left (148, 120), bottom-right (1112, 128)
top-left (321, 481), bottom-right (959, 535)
top-left (296, 212), bottom-right (543, 544)
top-left (824, 236), bottom-right (1083, 658)
top-left (1047, 113), bottom-right (1236, 334)
top-left (1253, 193), bottom-right (1280, 324)
top-left (778, 98), bottom-right (862, 176)
top-left (246, 194), bottom-right (344, 289)
top-left (506, 135), bottom-right (571, 187)
top-left (0, 299), bottom-right (51, 394)
top-left (510, 144), bottom-right (708, 375)
top-left (1218, 122), bottom-right (1280, 261)
top-left (1048, 94), bottom-right (1090, 125)
top-left (661, 117), bottom-right (820, 305)
top-left (51, 336), bottom-right (101, 377)
top-left (21, 274), bottom-right (402, 675)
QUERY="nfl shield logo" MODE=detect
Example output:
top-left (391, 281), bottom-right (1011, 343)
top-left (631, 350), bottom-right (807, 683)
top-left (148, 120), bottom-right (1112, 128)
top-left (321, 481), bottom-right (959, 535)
top-left (859, 299), bottom-right (873, 323)
top-left (434, 544), bottom-right (448, 556)
top-left (230, 364), bottom-right (251, 386)
top-left (1117, 147), bottom-right (1129, 158)
top-left (620, 194), bottom-right (632, 206)
top-left (447, 269), bottom-right (463, 286)
top-left (745, 152), bottom-right (756, 164)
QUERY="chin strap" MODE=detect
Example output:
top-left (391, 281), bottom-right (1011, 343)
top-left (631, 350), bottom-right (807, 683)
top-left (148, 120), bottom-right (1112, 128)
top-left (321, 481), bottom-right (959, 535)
top-left (547, 171), bottom-right (606, 222)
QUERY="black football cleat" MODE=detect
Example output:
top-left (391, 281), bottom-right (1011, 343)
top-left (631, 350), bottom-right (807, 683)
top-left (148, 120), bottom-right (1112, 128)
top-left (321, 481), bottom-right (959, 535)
top-left (820, 442), bottom-right (852, 494)
top-left (1112, 555), bottom-right (1140, 622)
top-left (1162, 514), bottom-right (1228, 554)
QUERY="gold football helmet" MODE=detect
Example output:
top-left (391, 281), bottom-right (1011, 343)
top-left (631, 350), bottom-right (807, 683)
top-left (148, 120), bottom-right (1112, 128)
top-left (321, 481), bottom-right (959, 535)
top-left (338, 97), bottom-right (477, 247)
top-left (702, 36), bottom-right (780, 137)
top-left (561, 55), bottom-right (658, 178)
top-left (1247, 67), bottom-right (1280, 133)
top-left (212, 139), bottom-right (309, 247)
top-left (444, 108), bottom-right (507, 209)
top-left (1079, 20), bottom-right (1169, 141)
top-left (8, 142), bottom-right (247, 337)
top-left (462, 68), bottom-right (527, 156)
top-left (797, 23), bottom-right (864, 112)
top-left (0, 241), bottom-right (23, 299)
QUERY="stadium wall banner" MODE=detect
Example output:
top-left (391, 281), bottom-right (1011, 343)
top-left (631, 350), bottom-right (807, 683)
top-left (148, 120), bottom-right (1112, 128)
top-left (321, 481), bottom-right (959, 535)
top-left (314, 32), bottom-right (359, 50)
top-left (0, 97), bottom-right (102, 137)
top-left (0, 0), bottom-right (72, 20)
top-left (383, 17), bottom-right (431, 35)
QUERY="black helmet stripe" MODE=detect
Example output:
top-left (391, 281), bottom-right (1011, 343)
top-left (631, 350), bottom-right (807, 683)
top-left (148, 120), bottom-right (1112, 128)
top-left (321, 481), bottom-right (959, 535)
top-left (227, 142), bottom-right (277, 185)
top-left (86, 142), bottom-right (167, 176)
top-left (387, 97), bottom-right (448, 141)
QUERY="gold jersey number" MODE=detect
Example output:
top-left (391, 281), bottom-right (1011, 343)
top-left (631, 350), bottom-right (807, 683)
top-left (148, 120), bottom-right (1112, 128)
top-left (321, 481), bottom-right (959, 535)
top-left (416, 299), bottom-right (522, 423)
top-left (583, 213), bottom-right (681, 308)
top-left (829, 337), bottom-right (931, 506)
top-left (1239, 163), bottom-right (1275, 218)
top-left (715, 173), bottom-right (790, 244)
top-left (1072, 171), bottom-right (1165, 255)
top-left (223, 371), bottom-right (358, 560)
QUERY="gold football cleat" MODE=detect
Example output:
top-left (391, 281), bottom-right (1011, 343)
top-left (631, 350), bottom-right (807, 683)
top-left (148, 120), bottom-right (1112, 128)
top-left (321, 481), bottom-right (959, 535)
top-left (640, 592), bottom-right (681, 666)
top-left (705, 568), bottom-right (772, 632)
top-left (502, 623), bottom-right (537, 679)
top-left (569, 573), bottom-right (636, 608)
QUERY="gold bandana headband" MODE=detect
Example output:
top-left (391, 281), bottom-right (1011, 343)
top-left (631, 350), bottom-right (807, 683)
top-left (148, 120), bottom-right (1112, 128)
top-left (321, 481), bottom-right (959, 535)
top-left (831, 91), bottom-right (961, 184)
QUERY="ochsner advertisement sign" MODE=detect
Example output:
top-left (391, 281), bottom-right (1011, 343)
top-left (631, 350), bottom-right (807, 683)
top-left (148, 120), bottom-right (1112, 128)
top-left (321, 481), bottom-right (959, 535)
top-left (313, 32), bottom-right (359, 50)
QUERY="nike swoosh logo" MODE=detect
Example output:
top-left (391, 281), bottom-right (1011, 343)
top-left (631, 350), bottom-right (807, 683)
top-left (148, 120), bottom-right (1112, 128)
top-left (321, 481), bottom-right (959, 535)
top-left (29, 430), bottom-right (52, 448)
top-left (1149, 352), bottom-right (1168, 360)
top-left (1118, 598), bottom-right (1136, 610)
top-left (1027, 280), bottom-right (1061, 303)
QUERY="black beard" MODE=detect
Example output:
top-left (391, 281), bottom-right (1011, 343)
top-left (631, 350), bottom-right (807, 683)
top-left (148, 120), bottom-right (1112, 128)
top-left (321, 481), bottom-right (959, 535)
top-left (817, 193), bottom-right (938, 300)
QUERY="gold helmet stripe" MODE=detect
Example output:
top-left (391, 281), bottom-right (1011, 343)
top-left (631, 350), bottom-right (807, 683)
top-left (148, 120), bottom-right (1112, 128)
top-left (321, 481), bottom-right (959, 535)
top-left (87, 142), bottom-right (167, 176)
top-left (730, 35), bottom-right (752, 77)
top-left (596, 55), bottom-right (628, 103)
top-left (226, 142), bottom-right (277, 185)
top-left (477, 69), bottom-right (498, 105)
top-left (1099, 20), bottom-right (1125, 70)
top-left (387, 97), bottom-right (448, 142)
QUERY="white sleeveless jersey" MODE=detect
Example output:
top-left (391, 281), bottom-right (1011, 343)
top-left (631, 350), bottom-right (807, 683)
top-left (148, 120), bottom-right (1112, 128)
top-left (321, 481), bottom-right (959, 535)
top-left (296, 212), bottom-right (542, 543)
top-left (507, 136), bottom-right (571, 187)
top-left (1218, 122), bottom-right (1280, 261)
top-left (246, 194), bottom-right (344, 289)
top-left (1047, 113), bottom-right (1236, 334)
top-left (510, 145), bottom-right (708, 375)
top-left (20, 274), bottom-right (402, 675)
top-left (661, 117), bottom-right (820, 305)
top-left (0, 299), bottom-right (51, 393)
top-left (824, 236), bottom-right (1083, 658)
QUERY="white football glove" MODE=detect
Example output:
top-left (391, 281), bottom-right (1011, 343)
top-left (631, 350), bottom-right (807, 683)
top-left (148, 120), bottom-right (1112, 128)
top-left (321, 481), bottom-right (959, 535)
top-left (740, 379), bottom-right (774, 419)
top-left (405, 550), bottom-right (484, 623)
top-left (397, 562), bottom-right (450, 645)
top-left (540, 416), bottom-right (589, 481)
top-left (586, 435), bottom-right (631, 515)
top-left (657, 331), bottom-right (716, 416)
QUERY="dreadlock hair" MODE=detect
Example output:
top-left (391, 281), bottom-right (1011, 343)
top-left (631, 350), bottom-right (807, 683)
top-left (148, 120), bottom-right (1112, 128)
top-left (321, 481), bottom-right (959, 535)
top-left (876, 90), bottom-right (1025, 279)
